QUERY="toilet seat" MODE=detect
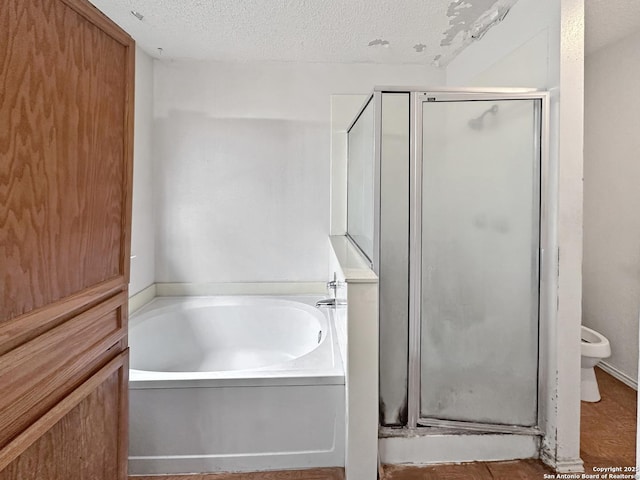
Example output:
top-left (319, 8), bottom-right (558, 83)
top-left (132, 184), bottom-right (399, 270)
top-left (580, 325), bottom-right (611, 402)
top-left (581, 325), bottom-right (611, 358)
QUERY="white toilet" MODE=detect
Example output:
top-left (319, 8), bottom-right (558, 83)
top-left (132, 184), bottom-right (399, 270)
top-left (580, 325), bottom-right (611, 402)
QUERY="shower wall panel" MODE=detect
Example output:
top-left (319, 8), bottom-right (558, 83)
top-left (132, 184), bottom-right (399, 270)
top-left (347, 99), bottom-right (375, 261)
top-left (378, 93), bottom-right (411, 426)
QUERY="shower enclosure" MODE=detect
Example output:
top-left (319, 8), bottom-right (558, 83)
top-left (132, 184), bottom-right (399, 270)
top-left (346, 88), bottom-right (549, 433)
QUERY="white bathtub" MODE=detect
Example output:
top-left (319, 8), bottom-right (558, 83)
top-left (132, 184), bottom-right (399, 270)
top-left (128, 295), bottom-right (345, 475)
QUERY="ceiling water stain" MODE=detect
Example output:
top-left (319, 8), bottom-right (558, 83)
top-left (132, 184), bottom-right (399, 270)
top-left (434, 0), bottom-right (518, 65)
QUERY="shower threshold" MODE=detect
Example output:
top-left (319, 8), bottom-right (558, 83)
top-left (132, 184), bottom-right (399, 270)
top-left (379, 422), bottom-right (542, 437)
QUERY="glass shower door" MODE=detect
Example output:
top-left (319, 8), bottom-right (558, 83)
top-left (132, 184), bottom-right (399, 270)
top-left (415, 94), bottom-right (543, 428)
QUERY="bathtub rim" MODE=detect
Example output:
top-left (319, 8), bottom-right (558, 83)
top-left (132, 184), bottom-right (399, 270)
top-left (129, 294), bottom-right (330, 373)
top-left (128, 294), bottom-right (345, 390)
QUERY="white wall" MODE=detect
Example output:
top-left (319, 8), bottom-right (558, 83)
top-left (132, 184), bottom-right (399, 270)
top-left (130, 47), bottom-right (155, 295)
top-left (446, 1), bottom-right (560, 88)
top-left (153, 61), bottom-right (443, 283)
top-left (446, 0), bottom-right (584, 472)
top-left (583, 30), bottom-right (640, 385)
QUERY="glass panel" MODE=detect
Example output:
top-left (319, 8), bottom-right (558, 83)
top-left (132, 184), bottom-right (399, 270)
top-left (347, 99), bottom-right (375, 261)
top-left (379, 93), bottom-right (410, 426)
top-left (419, 99), bottom-right (540, 427)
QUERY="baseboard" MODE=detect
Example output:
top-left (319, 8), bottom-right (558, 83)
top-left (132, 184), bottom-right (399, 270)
top-left (155, 282), bottom-right (327, 297)
top-left (598, 362), bottom-right (638, 390)
top-left (540, 447), bottom-right (584, 474)
top-left (128, 284), bottom-right (157, 314)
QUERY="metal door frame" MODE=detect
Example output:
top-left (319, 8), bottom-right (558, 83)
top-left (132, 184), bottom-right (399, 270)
top-left (408, 90), bottom-right (550, 434)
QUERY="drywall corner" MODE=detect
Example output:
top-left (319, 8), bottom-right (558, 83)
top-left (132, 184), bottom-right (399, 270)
top-left (130, 46), bottom-right (155, 296)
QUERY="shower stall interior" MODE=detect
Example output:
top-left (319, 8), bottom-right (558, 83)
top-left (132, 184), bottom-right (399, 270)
top-left (346, 88), bottom-right (549, 434)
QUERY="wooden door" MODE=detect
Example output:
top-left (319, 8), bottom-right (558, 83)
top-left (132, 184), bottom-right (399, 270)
top-left (0, 0), bottom-right (134, 478)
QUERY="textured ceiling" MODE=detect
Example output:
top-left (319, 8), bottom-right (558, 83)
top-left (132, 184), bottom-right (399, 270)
top-left (87, 0), bottom-right (518, 66)
top-left (586, 0), bottom-right (640, 54)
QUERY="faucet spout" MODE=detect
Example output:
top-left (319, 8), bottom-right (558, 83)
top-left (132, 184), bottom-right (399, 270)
top-left (315, 298), bottom-right (347, 308)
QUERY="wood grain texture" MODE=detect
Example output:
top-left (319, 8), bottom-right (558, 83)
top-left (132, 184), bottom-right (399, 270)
top-left (0, 0), bottom-right (134, 477)
top-left (129, 469), bottom-right (345, 480)
top-left (0, 292), bottom-right (126, 450)
top-left (0, 352), bottom-right (128, 479)
top-left (0, 277), bottom-right (123, 355)
top-left (58, 0), bottom-right (134, 46)
top-left (0, 0), bottom-right (133, 322)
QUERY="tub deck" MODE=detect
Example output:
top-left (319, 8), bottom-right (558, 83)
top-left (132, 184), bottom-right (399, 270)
top-left (128, 295), bottom-right (345, 475)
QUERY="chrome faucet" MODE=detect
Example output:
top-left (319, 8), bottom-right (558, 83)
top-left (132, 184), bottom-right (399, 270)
top-left (326, 272), bottom-right (345, 297)
top-left (316, 273), bottom-right (346, 307)
top-left (316, 298), bottom-right (347, 308)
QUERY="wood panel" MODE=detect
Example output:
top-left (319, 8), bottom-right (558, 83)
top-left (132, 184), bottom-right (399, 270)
top-left (0, 277), bottom-right (123, 356)
top-left (0, 351), bottom-right (128, 479)
top-left (0, 0), bottom-right (134, 477)
top-left (0, 292), bottom-right (127, 449)
top-left (0, 0), bottom-right (134, 323)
